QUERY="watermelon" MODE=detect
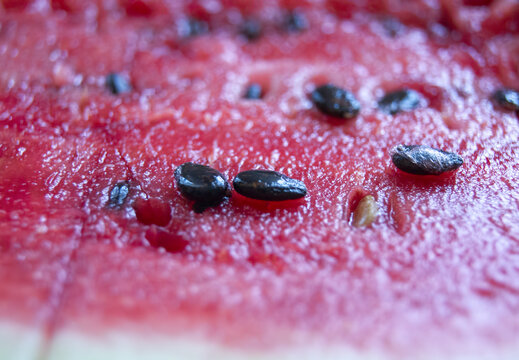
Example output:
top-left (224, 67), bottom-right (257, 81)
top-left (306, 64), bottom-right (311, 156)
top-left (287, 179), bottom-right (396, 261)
top-left (1, 0), bottom-right (519, 359)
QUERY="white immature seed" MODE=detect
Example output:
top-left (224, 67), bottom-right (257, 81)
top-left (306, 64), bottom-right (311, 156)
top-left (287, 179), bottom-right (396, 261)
top-left (352, 195), bottom-right (378, 228)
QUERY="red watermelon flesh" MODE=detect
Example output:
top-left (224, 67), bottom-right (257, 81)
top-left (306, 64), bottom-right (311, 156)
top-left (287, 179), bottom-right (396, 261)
top-left (1, 0), bottom-right (519, 358)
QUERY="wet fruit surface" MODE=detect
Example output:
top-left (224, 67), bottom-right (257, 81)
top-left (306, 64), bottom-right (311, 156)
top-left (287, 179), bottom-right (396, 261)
top-left (1, 0), bottom-right (519, 358)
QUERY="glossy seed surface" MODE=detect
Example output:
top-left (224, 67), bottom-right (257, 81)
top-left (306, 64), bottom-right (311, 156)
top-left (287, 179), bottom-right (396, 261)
top-left (240, 19), bottom-right (262, 41)
top-left (244, 83), bottom-right (263, 99)
top-left (311, 84), bottom-right (360, 119)
top-left (378, 88), bottom-right (421, 114)
top-left (391, 145), bottom-right (463, 175)
top-left (105, 73), bottom-right (132, 95)
top-left (233, 170), bottom-right (307, 201)
top-left (175, 162), bottom-right (230, 209)
top-left (492, 88), bottom-right (519, 111)
top-left (284, 11), bottom-right (308, 32)
top-left (108, 182), bottom-right (130, 207)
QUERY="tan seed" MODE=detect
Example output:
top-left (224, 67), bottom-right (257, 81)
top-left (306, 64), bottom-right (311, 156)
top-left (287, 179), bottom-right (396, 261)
top-left (352, 195), bottom-right (378, 228)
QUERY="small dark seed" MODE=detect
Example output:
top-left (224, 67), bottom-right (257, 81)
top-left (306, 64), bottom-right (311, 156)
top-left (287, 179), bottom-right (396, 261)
top-left (378, 89), bottom-right (421, 115)
top-left (380, 17), bottom-right (404, 37)
top-left (243, 83), bottom-right (263, 99)
top-left (283, 10), bottom-right (308, 32)
top-left (175, 162), bottom-right (230, 210)
top-left (491, 88), bottom-right (519, 111)
top-left (311, 84), bottom-right (360, 119)
top-left (105, 73), bottom-right (132, 95)
top-left (233, 170), bottom-right (307, 201)
top-left (240, 19), bottom-right (262, 41)
top-left (108, 181), bottom-right (130, 206)
top-left (179, 17), bottom-right (209, 38)
top-left (391, 145), bottom-right (463, 175)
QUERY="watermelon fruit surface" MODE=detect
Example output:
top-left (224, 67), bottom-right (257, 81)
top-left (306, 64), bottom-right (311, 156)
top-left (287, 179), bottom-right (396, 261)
top-left (1, 0), bottom-right (519, 359)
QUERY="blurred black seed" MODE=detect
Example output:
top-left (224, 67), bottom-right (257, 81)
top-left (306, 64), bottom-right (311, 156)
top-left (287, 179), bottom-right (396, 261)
top-left (108, 182), bottom-right (130, 206)
top-left (311, 84), bottom-right (360, 119)
top-left (179, 17), bottom-right (209, 38)
top-left (175, 162), bottom-right (230, 211)
top-left (283, 10), bottom-right (308, 32)
top-left (244, 83), bottom-right (263, 99)
top-left (240, 19), bottom-right (262, 41)
top-left (378, 89), bottom-right (421, 115)
top-left (380, 17), bottom-right (405, 37)
top-left (491, 88), bottom-right (519, 111)
top-left (391, 145), bottom-right (463, 175)
top-left (233, 170), bottom-right (307, 201)
top-left (105, 73), bottom-right (132, 95)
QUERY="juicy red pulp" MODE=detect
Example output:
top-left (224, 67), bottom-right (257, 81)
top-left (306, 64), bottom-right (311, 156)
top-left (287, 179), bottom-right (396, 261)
top-left (0, 0), bottom-right (519, 357)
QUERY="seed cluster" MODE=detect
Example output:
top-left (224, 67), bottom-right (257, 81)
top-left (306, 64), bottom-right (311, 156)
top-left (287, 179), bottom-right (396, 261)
top-left (100, 9), bottom-right (519, 247)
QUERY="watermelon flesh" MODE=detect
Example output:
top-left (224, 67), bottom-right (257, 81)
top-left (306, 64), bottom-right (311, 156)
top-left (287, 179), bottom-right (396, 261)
top-left (1, 0), bottom-right (519, 359)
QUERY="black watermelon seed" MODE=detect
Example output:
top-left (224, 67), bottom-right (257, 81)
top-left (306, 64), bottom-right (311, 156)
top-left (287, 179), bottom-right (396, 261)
top-left (175, 162), bottom-right (230, 210)
top-left (381, 17), bottom-right (404, 37)
top-left (378, 89), bottom-right (421, 115)
top-left (240, 19), bottom-right (262, 41)
top-left (311, 84), bottom-right (360, 119)
top-left (391, 145), bottom-right (463, 175)
top-left (180, 17), bottom-right (209, 38)
top-left (233, 170), bottom-right (307, 201)
top-left (283, 10), bottom-right (308, 32)
top-left (105, 73), bottom-right (132, 95)
top-left (244, 83), bottom-right (263, 99)
top-left (108, 182), bottom-right (130, 206)
top-left (491, 88), bottom-right (519, 111)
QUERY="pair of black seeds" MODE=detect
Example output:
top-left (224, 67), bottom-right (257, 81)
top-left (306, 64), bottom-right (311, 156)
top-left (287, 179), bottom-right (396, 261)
top-left (240, 11), bottom-right (308, 41)
top-left (311, 84), bottom-right (421, 119)
top-left (175, 162), bottom-right (307, 211)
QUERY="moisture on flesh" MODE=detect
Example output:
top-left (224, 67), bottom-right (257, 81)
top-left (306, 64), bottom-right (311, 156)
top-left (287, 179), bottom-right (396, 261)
top-left (1, 1), bottom-right (519, 359)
